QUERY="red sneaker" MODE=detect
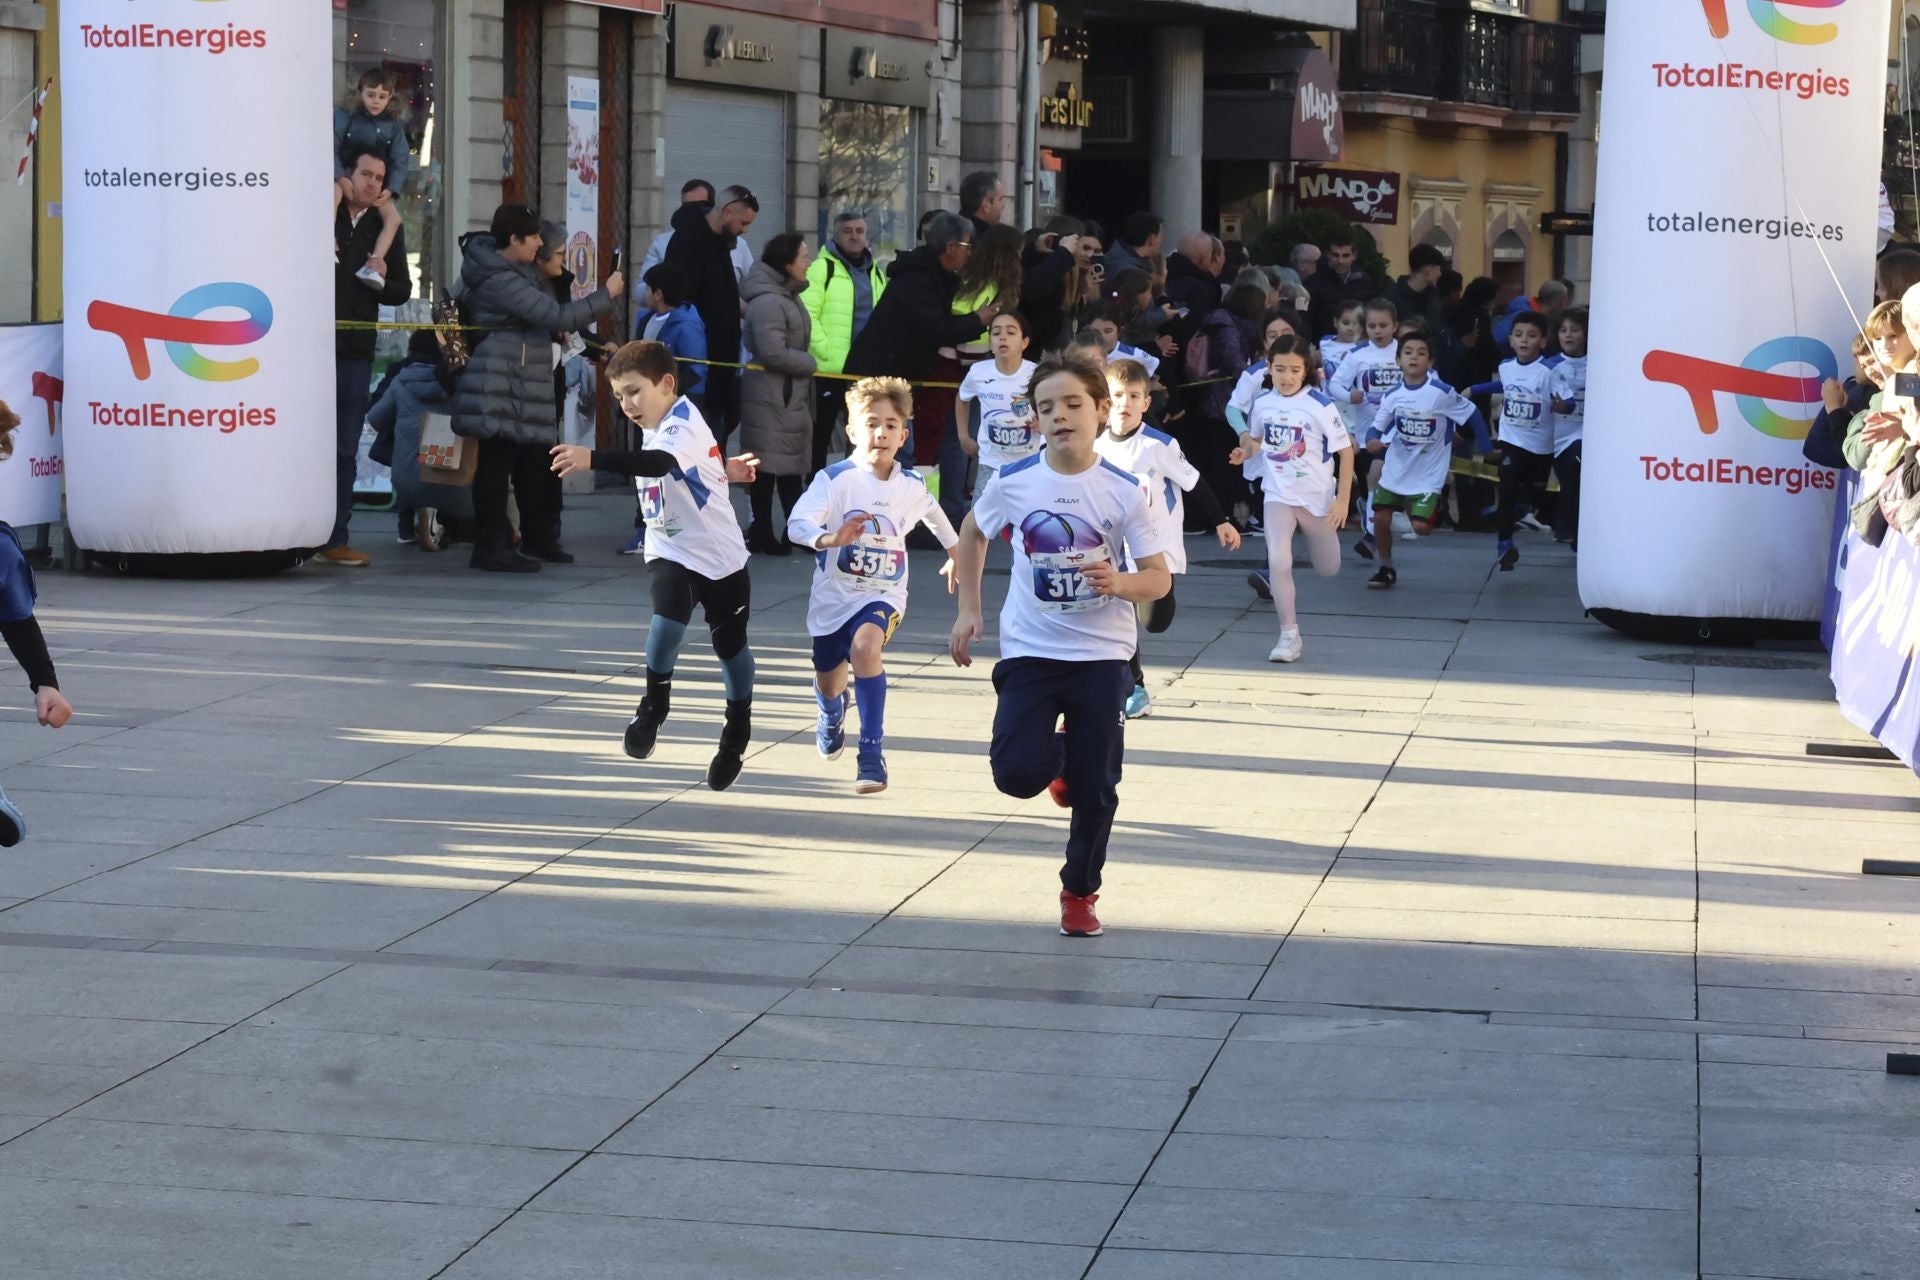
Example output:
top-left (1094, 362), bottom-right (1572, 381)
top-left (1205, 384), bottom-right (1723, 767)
top-left (1059, 890), bottom-right (1103, 937)
top-left (1048, 775), bottom-right (1071, 808)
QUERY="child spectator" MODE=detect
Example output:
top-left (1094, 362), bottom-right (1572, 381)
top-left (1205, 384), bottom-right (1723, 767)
top-left (1083, 300), bottom-right (1162, 379)
top-left (788, 377), bottom-right (959, 795)
top-left (549, 341), bottom-right (761, 791)
top-left (1549, 306), bottom-right (1589, 547)
top-left (334, 69), bottom-right (410, 289)
top-left (0, 402), bottom-right (73, 845)
top-left (957, 312), bottom-right (1040, 486)
top-left (1805, 331), bottom-right (1882, 471)
top-left (1361, 330), bottom-right (1487, 589)
top-left (1843, 299), bottom-right (1917, 473)
top-left (948, 353), bottom-right (1173, 939)
top-left (1472, 310), bottom-right (1561, 571)
top-left (622, 263), bottom-right (710, 555)
top-left (1231, 335), bottom-right (1354, 662)
top-left (1096, 359), bottom-right (1239, 718)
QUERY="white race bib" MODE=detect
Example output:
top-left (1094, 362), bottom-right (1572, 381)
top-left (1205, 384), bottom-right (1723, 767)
top-left (830, 533), bottom-right (907, 593)
top-left (1028, 544), bottom-right (1112, 613)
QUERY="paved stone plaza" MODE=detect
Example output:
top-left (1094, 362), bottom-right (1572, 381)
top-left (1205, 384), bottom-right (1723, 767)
top-left (0, 493), bottom-right (1916, 1278)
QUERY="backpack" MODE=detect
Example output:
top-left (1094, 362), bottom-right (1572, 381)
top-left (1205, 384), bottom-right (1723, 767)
top-left (1184, 318), bottom-right (1218, 384)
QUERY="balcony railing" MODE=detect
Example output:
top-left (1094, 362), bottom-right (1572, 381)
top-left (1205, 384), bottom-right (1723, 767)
top-left (1343, 0), bottom-right (1581, 115)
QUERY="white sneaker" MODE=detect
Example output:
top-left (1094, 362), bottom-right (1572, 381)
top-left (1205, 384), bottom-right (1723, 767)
top-left (1392, 511), bottom-right (1415, 537)
top-left (1517, 512), bottom-right (1549, 532)
top-left (1268, 629), bottom-right (1303, 663)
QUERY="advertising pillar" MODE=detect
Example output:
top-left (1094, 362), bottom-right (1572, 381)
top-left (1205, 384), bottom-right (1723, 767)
top-left (1579, 1), bottom-right (1885, 626)
top-left (61, 1), bottom-right (333, 556)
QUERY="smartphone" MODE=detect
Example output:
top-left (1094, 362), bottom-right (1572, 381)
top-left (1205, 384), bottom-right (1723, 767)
top-left (1091, 261), bottom-right (1106, 280)
top-left (609, 247), bottom-right (625, 278)
top-left (1896, 371), bottom-right (1920, 400)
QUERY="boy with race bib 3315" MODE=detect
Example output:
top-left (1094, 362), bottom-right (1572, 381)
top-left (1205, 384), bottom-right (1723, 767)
top-left (1232, 335), bottom-right (1354, 664)
top-left (949, 353), bottom-right (1173, 939)
top-left (789, 377), bottom-right (958, 795)
top-left (551, 340), bottom-right (762, 791)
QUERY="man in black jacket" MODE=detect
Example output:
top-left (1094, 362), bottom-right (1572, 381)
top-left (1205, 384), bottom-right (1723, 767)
top-left (331, 144), bottom-right (414, 566)
top-left (1307, 231), bottom-right (1375, 336)
top-left (665, 185), bottom-right (758, 437)
top-left (1163, 232), bottom-right (1223, 344)
top-left (844, 211), bottom-right (992, 385)
top-left (1387, 243), bottom-right (1448, 337)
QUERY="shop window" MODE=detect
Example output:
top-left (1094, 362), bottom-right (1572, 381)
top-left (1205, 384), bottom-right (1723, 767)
top-left (335, 0), bottom-right (448, 307)
top-left (819, 101), bottom-right (919, 263)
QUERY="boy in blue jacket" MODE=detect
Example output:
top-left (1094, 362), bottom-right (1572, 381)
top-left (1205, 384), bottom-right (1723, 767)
top-left (622, 263), bottom-right (711, 554)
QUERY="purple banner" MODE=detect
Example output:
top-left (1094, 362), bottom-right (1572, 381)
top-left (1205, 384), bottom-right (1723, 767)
top-left (1829, 505), bottom-right (1920, 775)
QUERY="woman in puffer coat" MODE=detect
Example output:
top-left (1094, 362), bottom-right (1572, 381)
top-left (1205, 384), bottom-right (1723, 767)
top-left (451, 202), bottom-right (622, 572)
top-left (739, 233), bottom-right (817, 554)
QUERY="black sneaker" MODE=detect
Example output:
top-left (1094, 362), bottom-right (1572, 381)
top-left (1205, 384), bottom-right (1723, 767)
top-left (1497, 539), bottom-right (1519, 572)
top-left (1355, 532), bottom-right (1376, 561)
top-left (624, 711), bottom-right (663, 760)
top-left (1367, 565), bottom-right (1398, 590)
top-left (1246, 570), bottom-right (1272, 602)
top-left (522, 543), bottom-right (576, 565)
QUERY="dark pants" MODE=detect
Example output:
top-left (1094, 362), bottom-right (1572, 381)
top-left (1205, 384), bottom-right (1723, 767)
top-left (1495, 444), bottom-right (1556, 540)
top-left (472, 437), bottom-right (553, 551)
top-left (812, 382), bottom-right (846, 478)
top-left (990, 657), bottom-right (1130, 897)
top-left (748, 473), bottom-right (803, 545)
top-left (331, 356), bottom-right (373, 548)
top-left (650, 561), bottom-right (753, 662)
top-left (1552, 442), bottom-right (1582, 543)
top-left (707, 366), bottom-right (741, 440)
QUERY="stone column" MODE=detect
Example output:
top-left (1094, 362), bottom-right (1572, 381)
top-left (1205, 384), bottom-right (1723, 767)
top-left (793, 30), bottom-right (823, 237)
top-left (540, 1), bottom-right (599, 221)
top-left (631, 14), bottom-right (668, 253)
top-left (453, 0), bottom-right (507, 241)
top-left (960, 0), bottom-right (1020, 181)
top-left (1150, 26), bottom-right (1204, 239)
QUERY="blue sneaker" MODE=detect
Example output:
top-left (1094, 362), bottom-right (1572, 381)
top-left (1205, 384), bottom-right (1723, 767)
top-left (854, 743), bottom-right (888, 795)
top-left (1246, 569), bottom-right (1272, 602)
top-left (617, 528), bottom-right (645, 555)
top-left (816, 693), bottom-right (847, 760)
top-left (1123, 683), bottom-right (1152, 719)
top-left (0, 784), bottom-right (25, 847)
top-left (1497, 539), bottom-right (1519, 572)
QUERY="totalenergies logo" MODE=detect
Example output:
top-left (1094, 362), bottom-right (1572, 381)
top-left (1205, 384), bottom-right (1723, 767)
top-left (87, 282), bottom-right (273, 382)
top-left (1701, 0), bottom-right (1845, 44)
top-left (1643, 337), bottom-right (1838, 440)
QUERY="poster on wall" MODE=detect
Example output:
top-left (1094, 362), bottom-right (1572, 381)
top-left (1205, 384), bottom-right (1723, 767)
top-left (0, 325), bottom-right (64, 528)
top-left (60, 0), bottom-right (334, 555)
top-left (1578, 1), bottom-right (1882, 622)
top-left (566, 76), bottom-right (601, 303)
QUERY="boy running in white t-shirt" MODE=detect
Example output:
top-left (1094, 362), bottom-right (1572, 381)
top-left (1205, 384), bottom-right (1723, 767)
top-left (1469, 310), bottom-right (1561, 571)
top-left (1362, 329), bottom-right (1488, 589)
top-left (551, 340), bottom-right (761, 791)
top-left (1549, 306), bottom-right (1588, 549)
top-left (1096, 358), bottom-right (1240, 719)
top-left (950, 353), bottom-right (1172, 939)
top-left (1318, 299), bottom-right (1366, 389)
top-left (956, 312), bottom-right (1040, 484)
top-left (1231, 335), bottom-right (1354, 663)
top-left (789, 377), bottom-right (958, 795)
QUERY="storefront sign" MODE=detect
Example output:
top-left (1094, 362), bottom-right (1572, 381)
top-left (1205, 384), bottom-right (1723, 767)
top-left (1290, 48), bottom-right (1344, 164)
top-left (0, 325), bottom-right (64, 528)
top-left (61, 0), bottom-right (334, 555)
top-left (822, 29), bottom-right (930, 107)
top-left (1294, 165), bottom-right (1399, 225)
top-left (565, 76), bottom-right (601, 302)
top-left (1579, 0), bottom-right (1881, 623)
top-left (670, 3), bottom-right (807, 93)
top-left (1037, 59), bottom-right (1089, 152)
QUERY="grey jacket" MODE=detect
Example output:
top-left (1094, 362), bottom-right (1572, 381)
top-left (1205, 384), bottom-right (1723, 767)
top-left (450, 234), bottom-right (614, 446)
top-left (739, 260), bottom-right (816, 476)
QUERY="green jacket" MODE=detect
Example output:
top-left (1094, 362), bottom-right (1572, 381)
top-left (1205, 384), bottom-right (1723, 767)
top-left (803, 245), bottom-right (888, 374)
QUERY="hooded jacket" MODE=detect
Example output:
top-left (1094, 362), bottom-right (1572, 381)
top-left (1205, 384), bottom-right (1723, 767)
top-left (663, 202), bottom-right (744, 366)
top-left (739, 261), bottom-right (817, 476)
top-left (843, 245), bottom-right (983, 383)
top-left (449, 233), bottom-right (614, 446)
top-left (803, 242), bottom-right (888, 375)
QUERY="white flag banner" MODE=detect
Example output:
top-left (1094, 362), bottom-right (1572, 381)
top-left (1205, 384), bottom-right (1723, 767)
top-left (60, 1), bottom-right (333, 554)
top-left (1579, 0), bottom-right (1885, 622)
top-left (0, 324), bottom-right (64, 527)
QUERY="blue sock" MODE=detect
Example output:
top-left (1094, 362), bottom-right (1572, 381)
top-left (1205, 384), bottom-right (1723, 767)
top-left (854, 672), bottom-right (887, 747)
top-left (644, 615), bottom-right (689, 674)
top-left (815, 685), bottom-right (845, 721)
top-left (719, 648), bottom-right (756, 701)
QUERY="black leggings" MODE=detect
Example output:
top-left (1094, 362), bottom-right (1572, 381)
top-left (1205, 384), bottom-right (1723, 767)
top-left (1495, 444), bottom-right (1556, 540)
top-left (649, 560), bottom-right (752, 662)
top-left (749, 473), bottom-right (804, 541)
top-left (1128, 585), bottom-right (1176, 685)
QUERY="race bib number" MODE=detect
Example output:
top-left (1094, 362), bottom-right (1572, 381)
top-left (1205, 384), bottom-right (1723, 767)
top-left (1029, 544), bottom-right (1112, 613)
top-left (984, 406), bottom-right (1034, 451)
top-left (1261, 422), bottom-right (1306, 461)
top-left (1396, 416), bottom-right (1438, 444)
top-left (1363, 367), bottom-right (1403, 398)
top-left (833, 534), bottom-right (907, 592)
top-left (1505, 396), bottom-right (1544, 424)
top-left (636, 477), bottom-right (666, 525)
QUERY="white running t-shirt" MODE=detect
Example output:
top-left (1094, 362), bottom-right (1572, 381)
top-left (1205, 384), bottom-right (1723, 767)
top-left (1370, 377), bottom-right (1479, 497)
top-left (1492, 355), bottom-right (1561, 456)
top-left (788, 459), bottom-right (958, 636)
top-left (958, 359), bottom-right (1040, 472)
top-left (1248, 387), bottom-right (1353, 518)
top-left (637, 397), bottom-right (749, 580)
top-left (1095, 426), bottom-right (1201, 574)
top-left (1551, 354), bottom-right (1587, 455)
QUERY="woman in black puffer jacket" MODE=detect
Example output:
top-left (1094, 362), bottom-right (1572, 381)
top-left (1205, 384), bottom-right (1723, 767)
top-left (451, 203), bottom-right (622, 572)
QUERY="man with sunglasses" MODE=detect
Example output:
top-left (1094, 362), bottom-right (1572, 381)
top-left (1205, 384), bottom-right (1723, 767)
top-left (666, 184), bottom-right (760, 439)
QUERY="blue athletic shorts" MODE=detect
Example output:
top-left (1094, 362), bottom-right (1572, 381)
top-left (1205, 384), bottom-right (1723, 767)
top-left (810, 602), bottom-right (902, 673)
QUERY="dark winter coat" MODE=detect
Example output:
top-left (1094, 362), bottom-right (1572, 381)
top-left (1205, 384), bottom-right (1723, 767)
top-left (1307, 266), bottom-right (1373, 338)
top-left (335, 203), bottom-right (412, 362)
top-left (843, 245), bottom-right (983, 384)
top-left (663, 202), bottom-right (743, 365)
top-left (1017, 245), bottom-right (1078, 350)
top-left (367, 362), bottom-right (472, 518)
top-left (1387, 276), bottom-right (1446, 338)
top-left (1163, 253), bottom-right (1222, 348)
top-left (334, 106), bottom-right (411, 192)
top-left (739, 261), bottom-right (816, 476)
top-left (449, 234), bottom-right (615, 446)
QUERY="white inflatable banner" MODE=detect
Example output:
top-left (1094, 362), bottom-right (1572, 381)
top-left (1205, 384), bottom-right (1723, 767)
top-left (61, 0), bottom-right (333, 554)
top-left (0, 325), bottom-right (64, 528)
top-left (1580, 0), bottom-right (1884, 621)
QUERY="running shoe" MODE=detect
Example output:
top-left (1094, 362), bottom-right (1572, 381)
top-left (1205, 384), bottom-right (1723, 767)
top-left (1059, 890), bottom-right (1103, 937)
top-left (854, 743), bottom-right (888, 795)
top-left (1048, 775), bottom-right (1071, 808)
top-left (617, 529), bottom-right (646, 555)
top-left (1123, 684), bottom-right (1152, 719)
top-left (1247, 569), bottom-right (1273, 601)
top-left (624, 708), bottom-right (664, 760)
top-left (1367, 565), bottom-right (1398, 590)
top-left (1497, 539), bottom-right (1519, 572)
top-left (1517, 511), bottom-right (1549, 532)
top-left (1268, 628), bottom-right (1303, 663)
top-left (355, 264), bottom-right (387, 290)
top-left (816, 693), bottom-right (847, 761)
top-left (1355, 532), bottom-right (1376, 561)
top-left (0, 784), bottom-right (24, 847)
